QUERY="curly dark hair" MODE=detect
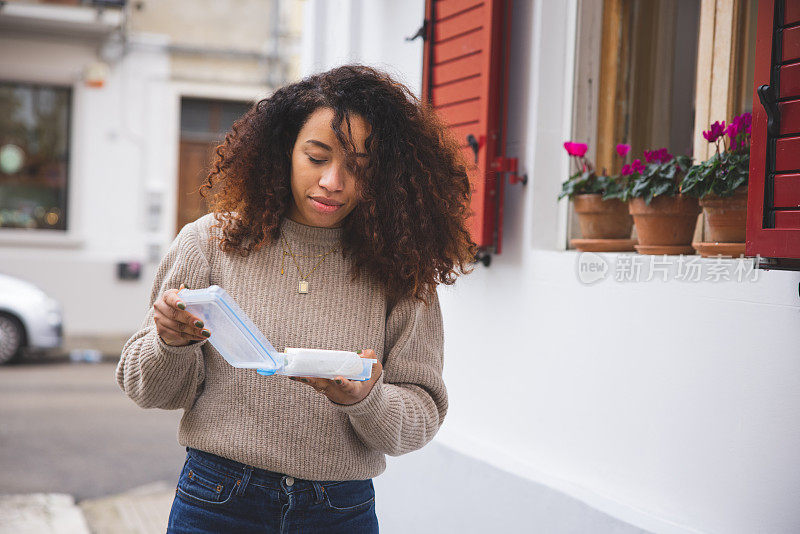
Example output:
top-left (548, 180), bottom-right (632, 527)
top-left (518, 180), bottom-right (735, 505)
top-left (201, 64), bottom-right (478, 305)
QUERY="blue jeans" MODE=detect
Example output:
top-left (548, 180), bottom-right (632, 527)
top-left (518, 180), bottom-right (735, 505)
top-left (167, 447), bottom-right (379, 533)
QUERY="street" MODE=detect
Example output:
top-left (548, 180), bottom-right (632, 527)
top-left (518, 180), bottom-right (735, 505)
top-left (0, 360), bottom-right (186, 501)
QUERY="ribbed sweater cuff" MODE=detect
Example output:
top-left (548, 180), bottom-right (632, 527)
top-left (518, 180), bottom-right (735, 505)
top-left (331, 374), bottom-right (388, 418)
top-left (155, 332), bottom-right (206, 358)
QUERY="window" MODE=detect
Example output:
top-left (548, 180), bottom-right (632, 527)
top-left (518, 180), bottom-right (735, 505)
top-left (595, 0), bottom-right (702, 172)
top-left (571, 0), bottom-right (758, 247)
top-left (179, 97), bottom-right (250, 142)
top-left (0, 82), bottom-right (71, 231)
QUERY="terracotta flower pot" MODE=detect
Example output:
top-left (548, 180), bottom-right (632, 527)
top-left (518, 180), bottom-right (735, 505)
top-left (572, 194), bottom-right (633, 239)
top-left (699, 186), bottom-right (748, 243)
top-left (628, 194), bottom-right (701, 254)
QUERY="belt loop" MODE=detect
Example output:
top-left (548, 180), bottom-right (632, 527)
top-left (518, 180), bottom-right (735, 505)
top-left (237, 466), bottom-right (253, 496)
top-left (311, 481), bottom-right (325, 504)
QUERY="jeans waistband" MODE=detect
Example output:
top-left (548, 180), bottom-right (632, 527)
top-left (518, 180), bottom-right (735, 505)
top-left (185, 447), bottom-right (351, 496)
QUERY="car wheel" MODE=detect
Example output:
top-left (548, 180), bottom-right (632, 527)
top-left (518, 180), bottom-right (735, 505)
top-left (0, 314), bottom-right (25, 365)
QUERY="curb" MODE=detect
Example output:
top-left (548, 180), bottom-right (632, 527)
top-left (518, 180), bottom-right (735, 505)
top-left (79, 482), bottom-right (174, 534)
top-left (0, 483), bottom-right (174, 534)
top-left (0, 493), bottom-right (91, 534)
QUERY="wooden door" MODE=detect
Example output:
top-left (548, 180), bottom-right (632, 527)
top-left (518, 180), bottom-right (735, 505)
top-left (175, 98), bottom-right (251, 235)
top-left (176, 139), bottom-right (216, 234)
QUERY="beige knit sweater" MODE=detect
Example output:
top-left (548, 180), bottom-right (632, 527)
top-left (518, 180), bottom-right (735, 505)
top-left (116, 213), bottom-right (447, 481)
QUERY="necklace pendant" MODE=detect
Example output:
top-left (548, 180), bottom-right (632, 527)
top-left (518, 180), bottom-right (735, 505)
top-left (298, 280), bottom-right (309, 294)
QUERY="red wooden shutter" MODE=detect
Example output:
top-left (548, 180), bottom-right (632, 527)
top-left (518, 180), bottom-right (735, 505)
top-left (421, 0), bottom-right (517, 255)
top-left (748, 0), bottom-right (800, 269)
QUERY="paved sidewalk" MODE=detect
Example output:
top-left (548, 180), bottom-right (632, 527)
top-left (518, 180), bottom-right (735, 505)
top-left (0, 483), bottom-right (175, 534)
top-left (80, 482), bottom-right (175, 534)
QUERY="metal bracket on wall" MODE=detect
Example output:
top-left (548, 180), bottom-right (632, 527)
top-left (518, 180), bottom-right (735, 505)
top-left (406, 20), bottom-right (428, 42)
top-left (474, 250), bottom-right (492, 267)
top-left (491, 157), bottom-right (527, 185)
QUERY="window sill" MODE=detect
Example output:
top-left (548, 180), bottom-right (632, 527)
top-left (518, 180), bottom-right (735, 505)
top-left (526, 248), bottom-right (799, 307)
top-left (0, 230), bottom-right (84, 248)
top-left (558, 248), bottom-right (757, 270)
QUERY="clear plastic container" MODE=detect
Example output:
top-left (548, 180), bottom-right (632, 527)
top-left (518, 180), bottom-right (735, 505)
top-left (177, 285), bottom-right (376, 381)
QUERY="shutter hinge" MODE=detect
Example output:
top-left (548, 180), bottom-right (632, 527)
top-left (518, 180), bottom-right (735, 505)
top-left (406, 20), bottom-right (428, 42)
top-left (491, 157), bottom-right (527, 185)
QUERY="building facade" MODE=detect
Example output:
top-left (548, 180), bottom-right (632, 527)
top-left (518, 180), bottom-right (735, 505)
top-left (300, 1), bottom-right (800, 533)
top-left (0, 0), bottom-right (302, 350)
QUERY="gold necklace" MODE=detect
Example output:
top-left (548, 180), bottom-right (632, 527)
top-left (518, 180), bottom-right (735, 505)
top-left (280, 231), bottom-right (339, 294)
top-left (280, 250), bottom-right (330, 275)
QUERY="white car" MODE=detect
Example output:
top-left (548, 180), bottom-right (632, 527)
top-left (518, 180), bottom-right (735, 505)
top-left (0, 273), bottom-right (62, 364)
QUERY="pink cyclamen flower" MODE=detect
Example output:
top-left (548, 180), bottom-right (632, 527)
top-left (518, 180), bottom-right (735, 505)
top-left (563, 141), bottom-right (588, 157)
top-left (632, 159), bottom-right (646, 174)
top-left (732, 112), bottom-right (752, 136)
top-left (644, 148), bottom-right (672, 164)
top-left (740, 112), bottom-right (752, 134)
top-left (726, 121), bottom-right (740, 139)
top-left (616, 144), bottom-right (631, 158)
top-left (702, 121), bottom-right (726, 143)
top-left (726, 113), bottom-right (753, 150)
top-left (726, 122), bottom-right (741, 149)
top-left (620, 164), bottom-right (633, 176)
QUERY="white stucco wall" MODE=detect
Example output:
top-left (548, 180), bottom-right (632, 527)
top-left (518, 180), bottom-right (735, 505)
top-left (301, 1), bottom-right (800, 533)
top-left (300, 0), bottom-right (424, 94)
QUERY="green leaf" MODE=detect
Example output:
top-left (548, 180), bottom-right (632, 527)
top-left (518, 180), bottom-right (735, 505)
top-left (652, 181), bottom-right (672, 198)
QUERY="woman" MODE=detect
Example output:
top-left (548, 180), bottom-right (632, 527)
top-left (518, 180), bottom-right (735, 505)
top-left (116, 65), bottom-right (477, 533)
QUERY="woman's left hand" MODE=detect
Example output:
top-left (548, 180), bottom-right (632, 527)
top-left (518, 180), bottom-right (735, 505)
top-left (290, 349), bottom-right (382, 405)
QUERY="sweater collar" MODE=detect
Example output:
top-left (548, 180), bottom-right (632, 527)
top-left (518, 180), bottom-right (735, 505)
top-left (279, 216), bottom-right (344, 247)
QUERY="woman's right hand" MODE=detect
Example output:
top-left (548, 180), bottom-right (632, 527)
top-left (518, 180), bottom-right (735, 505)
top-left (154, 284), bottom-right (210, 346)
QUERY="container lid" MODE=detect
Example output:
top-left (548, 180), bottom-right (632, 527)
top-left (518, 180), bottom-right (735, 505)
top-left (177, 285), bottom-right (281, 372)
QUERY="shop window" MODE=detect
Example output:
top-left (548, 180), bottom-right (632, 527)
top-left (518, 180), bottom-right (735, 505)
top-left (0, 82), bottom-right (71, 231)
